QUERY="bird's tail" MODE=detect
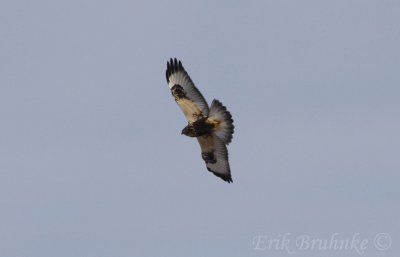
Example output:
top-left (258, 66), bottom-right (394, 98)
top-left (208, 99), bottom-right (234, 145)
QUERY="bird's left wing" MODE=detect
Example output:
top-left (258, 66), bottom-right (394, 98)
top-left (166, 58), bottom-right (209, 122)
top-left (197, 134), bottom-right (232, 183)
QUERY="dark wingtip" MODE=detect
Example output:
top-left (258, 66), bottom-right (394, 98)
top-left (166, 57), bottom-right (184, 83)
top-left (222, 175), bottom-right (233, 183)
top-left (207, 166), bottom-right (232, 183)
top-left (166, 59), bottom-right (171, 83)
top-left (212, 172), bottom-right (233, 183)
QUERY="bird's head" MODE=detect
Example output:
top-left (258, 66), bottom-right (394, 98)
top-left (181, 126), bottom-right (190, 136)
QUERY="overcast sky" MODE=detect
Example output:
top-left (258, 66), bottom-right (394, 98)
top-left (1, 1), bottom-right (399, 257)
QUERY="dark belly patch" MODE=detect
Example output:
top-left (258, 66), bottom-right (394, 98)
top-left (191, 118), bottom-right (213, 136)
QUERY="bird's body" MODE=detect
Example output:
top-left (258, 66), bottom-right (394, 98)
top-left (166, 58), bottom-right (235, 183)
top-left (181, 117), bottom-right (214, 137)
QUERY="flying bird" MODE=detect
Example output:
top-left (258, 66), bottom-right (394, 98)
top-left (165, 58), bottom-right (234, 183)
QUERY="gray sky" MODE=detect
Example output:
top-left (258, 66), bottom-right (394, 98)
top-left (1, 1), bottom-right (399, 256)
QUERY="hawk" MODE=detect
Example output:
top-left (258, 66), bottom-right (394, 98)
top-left (166, 58), bottom-right (235, 183)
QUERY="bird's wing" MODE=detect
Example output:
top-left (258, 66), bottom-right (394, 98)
top-left (166, 58), bottom-right (209, 122)
top-left (197, 134), bottom-right (232, 183)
